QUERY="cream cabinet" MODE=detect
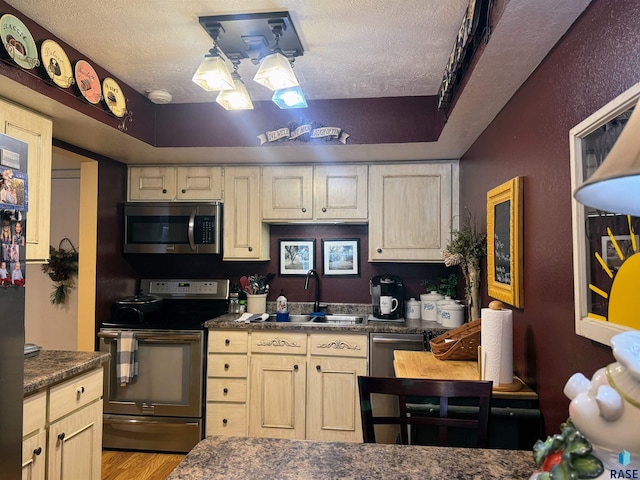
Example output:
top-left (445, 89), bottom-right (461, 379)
top-left (47, 368), bottom-right (103, 480)
top-left (0, 99), bottom-right (53, 263)
top-left (307, 333), bottom-right (368, 442)
top-left (368, 162), bottom-right (459, 262)
top-left (206, 330), bottom-right (249, 437)
top-left (128, 166), bottom-right (222, 201)
top-left (222, 167), bottom-right (269, 261)
top-left (22, 391), bottom-right (47, 480)
top-left (262, 165), bottom-right (368, 222)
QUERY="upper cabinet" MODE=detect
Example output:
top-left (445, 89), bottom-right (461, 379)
top-left (0, 99), bottom-right (53, 263)
top-left (129, 166), bottom-right (222, 201)
top-left (368, 162), bottom-right (459, 262)
top-left (262, 165), bottom-right (368, 222)
top-left (223, 167), bottom-right (269, 261)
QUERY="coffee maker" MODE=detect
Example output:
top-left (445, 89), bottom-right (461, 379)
top-left (370, 274), bottom-right (404, 321)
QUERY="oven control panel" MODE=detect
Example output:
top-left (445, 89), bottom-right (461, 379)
top-left (141, 279), bottom-right (230, 299)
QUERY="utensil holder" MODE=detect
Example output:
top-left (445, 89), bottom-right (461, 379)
top-left (246, 294), bottom-right (267, 314)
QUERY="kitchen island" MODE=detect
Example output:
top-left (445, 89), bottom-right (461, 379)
top-left (167, 435), bottom-right (535, 479)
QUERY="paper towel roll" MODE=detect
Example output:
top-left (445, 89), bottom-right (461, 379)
top-left (481, 307), bottom-right (513, 386)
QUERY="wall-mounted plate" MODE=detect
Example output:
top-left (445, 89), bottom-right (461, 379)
top-left (102, 77), bottom-right (127, 117)
top-left (74, 59), bottom-right (102, 104)
top-left (41, 39), bottom-right (74, 88)
top-left (1, 14), bottom-right (39, 69)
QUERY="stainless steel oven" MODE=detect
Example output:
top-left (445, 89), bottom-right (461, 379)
top-left (99, 278), bottom-right (229, 453)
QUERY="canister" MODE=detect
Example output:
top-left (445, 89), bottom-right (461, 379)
top-left (420, 291), bottom-right (444, 321)
top-left (405, 298), bottom-right (421, 320)
top-left (435, 296), bottom-right (456, 324)
top-left (440, 302), bottom-right (465, 328)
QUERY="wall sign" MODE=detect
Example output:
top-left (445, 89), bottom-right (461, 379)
top-left (258, 120), bottom-right (350, 145)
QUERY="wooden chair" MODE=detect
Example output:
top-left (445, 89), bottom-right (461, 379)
top-left (357, 376), bottom-right (493, 447)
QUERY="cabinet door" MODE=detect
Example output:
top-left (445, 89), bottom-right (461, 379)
top-left (223, 167), bottom-right (269, 260)
top-left (369, 162), bottom-right (458, 262)
top-left (262, 166), bottom-right (313, 220)
top-left (248, 355), bottom-right (306, 439)
top-left (176, 166), bottom-right (222, 200)
top-left (22, 430), bottom-right (46, 480)
top-left (129, 166), bottom-right (177, 200)
top-left (0, 100), bottom-right (52, 263)
top-left (48, 400), bottom-right (102, 480)
top-left (314, 165), bottom-right (368, 221)
top-left (307, 356), bottom-right (367, 442)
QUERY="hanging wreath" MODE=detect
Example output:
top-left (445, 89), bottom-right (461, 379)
top-left (41, 238), bottom-right (79, 305)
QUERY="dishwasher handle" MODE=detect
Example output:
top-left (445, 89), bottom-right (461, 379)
top-left (371, 337), bottom-right (424, 344)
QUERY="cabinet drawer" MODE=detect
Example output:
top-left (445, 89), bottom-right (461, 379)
top-left (208, 354), bottom-right (248, 377)
top-left (209, 331), bottom-right (249, 353)
top-left (206, 403), bottom-right (246, 437)
top-left (207, 378), bottom-right (247, 402)
top-left (49, 368), bottom-right (103, 422)
top-left (23, 390), bottom-right (47, 437)
top-left (250, 331), bottom-right (307, 355)
top-left (309, 333), bottom-right (368, 358)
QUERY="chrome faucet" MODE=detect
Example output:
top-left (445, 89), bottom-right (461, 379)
top-left (304, 269), bottom-right (320, 313)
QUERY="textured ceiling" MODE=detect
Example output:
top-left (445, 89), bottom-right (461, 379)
top-left (2, 0), bottom-right (593, 163)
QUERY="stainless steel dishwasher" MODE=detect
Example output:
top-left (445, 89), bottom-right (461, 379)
top-left (368, 332), bottom-right (427, 443)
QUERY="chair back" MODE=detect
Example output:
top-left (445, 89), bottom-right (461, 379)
top-left (357, 376), bottom-right (492, 447)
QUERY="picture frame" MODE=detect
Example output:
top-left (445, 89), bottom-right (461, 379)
top-left (279, 239), bottom-right (315, 276)
top-left (601, 235), bottom-right (639, 271)
top-left (487, 176), bottom-right (524, 308)
top-left (322, 238), bottom-right (360, 276)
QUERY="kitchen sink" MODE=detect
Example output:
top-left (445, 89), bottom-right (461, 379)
top-left (267, 314), bottom-right (366, 326)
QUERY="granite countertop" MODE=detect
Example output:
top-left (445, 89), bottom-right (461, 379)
top-left (24, 350), bottom-right (110, 396)
top-left (167, 436), bottom-right (536, 480)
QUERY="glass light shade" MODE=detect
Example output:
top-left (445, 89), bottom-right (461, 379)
top-left (272, 86), bottom-right (308, 109)
top-left (574, 102), bottom-right (640, 216)
top-left (192, 55), bottom-right (234, 92)
top-left (216, 79), bottom-right (254, 110)
top-left (253, 52), bottom-right (299, 91)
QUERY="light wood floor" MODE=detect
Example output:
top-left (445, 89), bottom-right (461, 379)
top-left (102, 450), bottom-right (185, 480)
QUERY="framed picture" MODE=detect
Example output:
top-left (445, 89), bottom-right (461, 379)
top-left (601, 235), bottom-right (639, 271)
top-left (279, 239), bottom-right (315, 276)
top-left (322, 238), bottom-right (360, 276)
top-left (487, 176), bottom-right (524, 308)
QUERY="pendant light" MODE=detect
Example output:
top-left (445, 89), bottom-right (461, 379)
top-left (216, 60), bottom-right (254, 110)
top-left (192, 46), bottom-right (234, 92)
top-left (253, 25), bottom-right (299, 91)
top-left (272, 85), bottom-right (307, 109)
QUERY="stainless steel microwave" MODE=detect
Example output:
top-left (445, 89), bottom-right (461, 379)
top-left (123, 202), bottom-right (222, 254)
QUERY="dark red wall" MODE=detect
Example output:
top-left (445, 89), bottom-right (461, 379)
top-left (459, 0), bottom-right (640, 435)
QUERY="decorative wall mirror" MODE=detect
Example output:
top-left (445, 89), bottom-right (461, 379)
top-left (570, 82), bottom-right (640, 345)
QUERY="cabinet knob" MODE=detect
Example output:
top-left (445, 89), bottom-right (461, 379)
top-left (301, 208), bottom-right (307, 213)
top-left (33, 447), bottom-right (42, 456)
top-left (225, 339), bottom-right (230, 345)
top-left (248, 246), bottom-right (253, 252)
top-left (316, 365), bottom-right (321, 371)
top-left (377, 248), bottom-right (383, 253)
top-left (223, 388), bottom-right (228, 394)
top-left (58, 433), bottom-right (65, 441)
top-left (224, 363), bottom-right (230, 370)
top-left (293, 364), bottom-right (299, 371)
top-left (162, 189), bottom-right (167, 194)
top-left (182, 189), bottom-right (187, 194)
top-left (222, 418), bottom-right (228, 424)
top-left (322, 207), bottom-right (327, 212)
top-left (76, 386), bottom-right (85, 395)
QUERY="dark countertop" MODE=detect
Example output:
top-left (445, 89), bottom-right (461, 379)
top-left (166, 436), bottom-right (536, 480)
top-left (24, 350), bottom-right (110, 396)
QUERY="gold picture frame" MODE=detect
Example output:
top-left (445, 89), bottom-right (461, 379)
top-left (487, 176), bottom-right (524, 308)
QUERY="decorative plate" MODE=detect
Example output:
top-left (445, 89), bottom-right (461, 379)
top-left (74, 59), bottom-right (102, 104)
top-left (1, 14), bottom-right (39, 69)
top-left (41, 39), bottom-right (74, 88)
top-left (102, 77), bottom-right (127, 117)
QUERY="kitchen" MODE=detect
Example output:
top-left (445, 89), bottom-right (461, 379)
top-left (1, 0), bottom-right (639, 478)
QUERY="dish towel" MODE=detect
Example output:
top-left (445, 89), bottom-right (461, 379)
top-left (117, 331), bottom-right (138, 386)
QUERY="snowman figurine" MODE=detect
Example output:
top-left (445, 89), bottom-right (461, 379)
top-left (564, 330), bottom-right (640, 477)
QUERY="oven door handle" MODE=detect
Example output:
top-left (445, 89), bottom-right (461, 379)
top-left (98, 332), bottom-right (201, 342)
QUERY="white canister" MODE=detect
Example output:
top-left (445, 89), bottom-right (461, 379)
top-left (405, 298), bottom-right (421, 320)
top-left (420, 291), bottom-right (444, 321)
top-left (440, 302), bottom-right (465, 328)
top-left (435, 297), bottom-right (456, 324)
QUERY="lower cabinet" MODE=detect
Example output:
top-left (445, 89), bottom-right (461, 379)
top-left (206, 329), bottom-right (368, 443)
top-left (22, 368), bottom-right (103, 480)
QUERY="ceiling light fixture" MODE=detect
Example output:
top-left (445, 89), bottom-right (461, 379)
top-left (253, 20), bottom-right (299, 91)
top-left (216, 58), bottom-right (254, 110)
top-left (192, 25), bottom-right (234, 92)
top-left (272, 85), bottom-right (307, 109)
